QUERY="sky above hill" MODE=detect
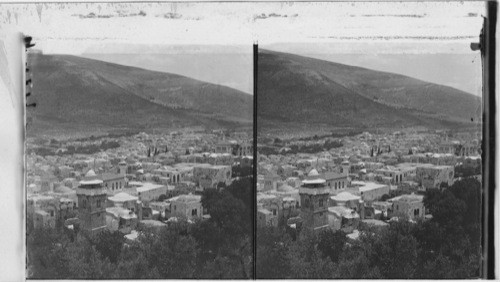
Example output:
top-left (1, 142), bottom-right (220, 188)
top-left (255, 1), bottom-right (484, 97)
top-left (81, 45), bottom-right (253, 95)
top-left (0, 1), bottom-right (484, 96)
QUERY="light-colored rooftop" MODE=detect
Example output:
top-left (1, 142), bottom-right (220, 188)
top-left (328, 206), bottom-right (359, 219)
top-left (331, 192), bottom-right (361, 202)
top-left (140, 219), bottom-right (167, 227)
top-left (34, 209), bottom-right (49, 216)
top-left (106, 206), bottom-right (137, 219)
top-left (136, 183), bottom-right (165, 193)
top-left (323, 171), bottom-right (347, 180)
top-left (302, 178), bottom-right (326, 185)
top-left (59, 197), bottom-right (74, 203)
top-left (362, 219), bottom-right (389, 227)
top-left (390, 193), bottom-right (424, 203)
top-left (258, 208), bottom-right (272, 215)
top-left (277, 184), bottom-right (296, 193)
top-left (108, 192), bottom-right (138, 202)
top-left (101, 173), bottom-right (124, 181)
top-left (174, 193), bottom-right (201, 203)
top-left (359, 182), bottom-right (388, 192)
top-left (79, 179), bottom-right (103, 186)
top-left (53, 186), bottom-right (74, 194)
top-left (347, 230), bottom-right (360, 240)
top-left (257, 193), bottom-right (278, 201)
top-left (124, 230), bottom-right (139, 241)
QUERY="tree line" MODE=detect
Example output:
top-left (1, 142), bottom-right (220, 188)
top-left (25, 177), bottom-right (481, 279)
top-left (257, 177), bottom-right (481, 278)
top-left (27, 177), bottom-right (253, 279)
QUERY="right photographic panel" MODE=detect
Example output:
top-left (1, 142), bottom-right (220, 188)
top-left (255, 2), bottom-right (485, 279)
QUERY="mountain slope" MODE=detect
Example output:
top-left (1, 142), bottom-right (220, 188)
top-left (257, 49), bottom-right (481, 133)
top-left (28, 53), bottom-right (253, 137)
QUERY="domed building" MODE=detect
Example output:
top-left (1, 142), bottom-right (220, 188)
top-left (307, 168), bottom-right (320, 178)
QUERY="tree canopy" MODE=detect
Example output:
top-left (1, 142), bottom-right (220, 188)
top-left (27, 177), bottom-right (481, 279)
top-left (27, 177), bottom-right (254, 279)
top-left (256, 178), bottom-right (482, 279)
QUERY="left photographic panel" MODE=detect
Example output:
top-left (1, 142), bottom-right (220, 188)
top-left (1, 3), bottom-right (254, 279)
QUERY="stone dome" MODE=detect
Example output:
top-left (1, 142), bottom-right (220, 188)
top-left (308, 168), bottom-right (319, 177)
top-left (85, 169), bottom-right (96, 178)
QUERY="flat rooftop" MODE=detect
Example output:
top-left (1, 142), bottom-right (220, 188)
top-left (359, 182), bottom-right (388, 192)
top-left (136, 183), bottom-right (165, 193)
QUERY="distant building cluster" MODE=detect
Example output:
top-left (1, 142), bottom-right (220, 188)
top-left (26, 129), bottom-right (253, 237)
top-left (257, 129), bottom-right (481, 238)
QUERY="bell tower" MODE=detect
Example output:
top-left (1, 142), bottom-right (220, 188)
top-left (77, 170), bottom-right (107, 235)
top-left (299, 179), bottom-right (330, 232)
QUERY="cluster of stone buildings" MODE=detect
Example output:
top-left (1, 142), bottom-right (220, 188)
top-left (257, 129), bottom-right (481, 238)
top-left (26, 130), bottom-right (253, 237)
top-left (27, 127), bottom-right (480, 240)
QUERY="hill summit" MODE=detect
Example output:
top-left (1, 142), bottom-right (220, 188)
top-left (28, 53), bottom-right (253, 137)
top-left (257, 49), bottom-right (481, 134)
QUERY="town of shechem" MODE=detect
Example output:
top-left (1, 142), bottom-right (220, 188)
top-left (255, 2), bottom-right (485, 278)
top-left (256, 49), bottom-right (483, 278)
top-left (15, 3), bottom-right (255, 278)
top-left (25, 53), bottom-right (254, 278)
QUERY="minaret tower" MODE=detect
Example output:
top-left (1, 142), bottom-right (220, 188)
top-left (118, 160), bottom-right (128, 176)
top-left (77, 170), bottom-right (107, 235)
top-left (299, 179), bottom-right (330, 232)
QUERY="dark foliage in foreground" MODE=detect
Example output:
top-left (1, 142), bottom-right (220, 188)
top-left (27, 177), bottom-right (253, 279)
top-left (256, 178), bottom-right (482, 279)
